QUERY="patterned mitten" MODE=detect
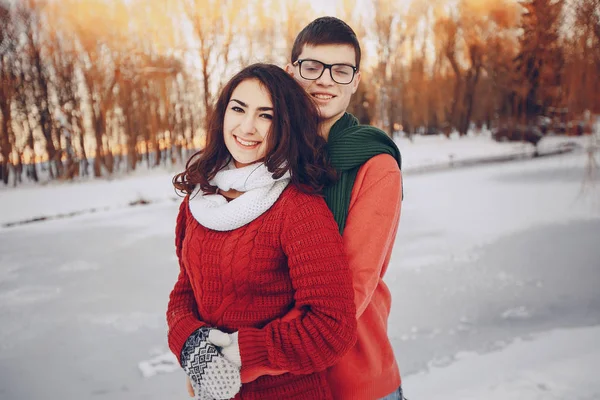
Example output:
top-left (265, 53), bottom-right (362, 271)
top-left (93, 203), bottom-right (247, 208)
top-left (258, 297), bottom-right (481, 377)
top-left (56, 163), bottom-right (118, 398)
top-left (189, 378), bottom-right (214, 400)
top-left (207, 330), bottom-right (241, 368)
top-left (189, 378), bottom-right (216, 400)
top-left (181, 327), bottom-right (242, 400)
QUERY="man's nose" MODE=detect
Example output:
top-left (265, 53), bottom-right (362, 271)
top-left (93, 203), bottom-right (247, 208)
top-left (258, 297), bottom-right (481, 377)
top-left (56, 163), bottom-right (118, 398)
top-left (315, 66), bottom-right (335, 86)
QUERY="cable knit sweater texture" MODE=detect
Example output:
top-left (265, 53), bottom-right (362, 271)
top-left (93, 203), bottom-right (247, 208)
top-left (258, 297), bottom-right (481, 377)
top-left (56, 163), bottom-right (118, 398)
top-left (167, 185), bottom-right (357, 400)
top-left (233, 154), bottom-right (403, 400)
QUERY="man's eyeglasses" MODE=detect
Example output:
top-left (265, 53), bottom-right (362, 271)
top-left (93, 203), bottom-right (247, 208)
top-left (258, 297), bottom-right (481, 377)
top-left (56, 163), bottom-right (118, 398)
top-left (293, 59), bottom-right (358, 85)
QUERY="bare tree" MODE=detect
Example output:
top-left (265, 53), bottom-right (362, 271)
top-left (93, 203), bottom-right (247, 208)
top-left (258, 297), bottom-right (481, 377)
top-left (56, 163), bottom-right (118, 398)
top-left (434, 11), bottom-right (463, 133)
top-left (183, 0), bottom-right (244, 127)
top-left (371, 0), bottom-right (409, 136)
top-left (18, 0), bottom-right (66, 179)
top-left (459, 0), bottom-right (520, 135)
top-left (562, 0), bottom-right (600, 117)
top-left (237, 0), bottom-right (280, 65)
top-left (0, 1), bottom-right (16, 184)
top-left (514, 0), bottom-right (565, 122)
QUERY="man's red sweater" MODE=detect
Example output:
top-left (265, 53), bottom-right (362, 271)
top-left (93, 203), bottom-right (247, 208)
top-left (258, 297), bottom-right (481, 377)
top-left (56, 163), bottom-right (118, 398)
top-left (167, 185), bottom-right (357, 400)
top-left (326, 154), bottom-right (402, 399)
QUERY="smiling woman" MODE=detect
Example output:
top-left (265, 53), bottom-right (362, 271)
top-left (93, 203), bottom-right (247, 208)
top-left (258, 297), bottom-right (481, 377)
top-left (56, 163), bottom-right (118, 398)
top-left (223, 79), bottom-right (274, 168)
top-left (173, 63), bottom-right (336, 196)
top-left (167, 63), bottom-right (357, 400)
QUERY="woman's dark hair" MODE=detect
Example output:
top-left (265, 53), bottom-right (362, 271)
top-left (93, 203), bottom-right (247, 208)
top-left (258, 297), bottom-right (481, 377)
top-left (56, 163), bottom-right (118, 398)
top-left (173, 63), bottom-right (336, 195)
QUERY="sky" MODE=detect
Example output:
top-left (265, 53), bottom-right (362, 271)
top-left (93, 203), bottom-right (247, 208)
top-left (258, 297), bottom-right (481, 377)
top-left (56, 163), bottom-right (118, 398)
top-left (309, 0), bottom-right (415, 15)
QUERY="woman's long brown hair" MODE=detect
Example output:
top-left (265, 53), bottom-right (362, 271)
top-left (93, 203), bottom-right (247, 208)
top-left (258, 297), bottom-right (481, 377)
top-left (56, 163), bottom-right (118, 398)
top-left (173, 63), bottom-right (336, 196)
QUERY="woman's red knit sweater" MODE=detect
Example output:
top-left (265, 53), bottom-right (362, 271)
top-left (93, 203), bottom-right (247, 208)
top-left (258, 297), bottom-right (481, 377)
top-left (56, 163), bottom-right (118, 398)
top-left (167, 185), bottom-right (357, 400)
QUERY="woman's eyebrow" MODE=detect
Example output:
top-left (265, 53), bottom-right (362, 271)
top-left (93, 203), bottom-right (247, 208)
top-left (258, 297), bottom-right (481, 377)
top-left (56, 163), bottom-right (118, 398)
top-left (230, 99), bottom-right (247, 107)
top-left (230, 98), bottom-right (273, 112)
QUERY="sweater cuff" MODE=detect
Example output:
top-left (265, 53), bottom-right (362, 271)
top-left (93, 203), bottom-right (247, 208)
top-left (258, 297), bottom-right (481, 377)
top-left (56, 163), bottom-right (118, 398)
top-left (168, 316), bottom-right (206, 365)
top-left (238, 327), bottom-right (269, 373)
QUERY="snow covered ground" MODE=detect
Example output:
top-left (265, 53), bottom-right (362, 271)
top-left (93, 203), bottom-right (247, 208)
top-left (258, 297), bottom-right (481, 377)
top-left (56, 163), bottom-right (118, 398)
top-left (0, 133), bottom-right (586, 227)
top-left (406, 325), bottom-right (600, 399)
top-left (0, 134), bottom-right (599, 399)
top-left (390, 150), bottom-right (600, 399)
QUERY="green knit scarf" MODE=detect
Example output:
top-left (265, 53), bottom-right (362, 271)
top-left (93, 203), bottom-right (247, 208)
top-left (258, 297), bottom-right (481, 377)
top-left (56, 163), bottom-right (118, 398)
top-left (323, 113), bottom-right (402, 235)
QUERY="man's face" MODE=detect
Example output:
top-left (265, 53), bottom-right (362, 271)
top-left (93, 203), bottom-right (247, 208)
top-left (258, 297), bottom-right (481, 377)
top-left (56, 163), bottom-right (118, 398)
top-left (286, 44), bottom-right (361, 127)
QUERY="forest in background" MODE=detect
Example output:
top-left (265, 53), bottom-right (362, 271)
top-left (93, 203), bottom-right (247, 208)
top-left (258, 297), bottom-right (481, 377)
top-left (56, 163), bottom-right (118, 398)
top-left (0, 0), bottom-right (599, 185)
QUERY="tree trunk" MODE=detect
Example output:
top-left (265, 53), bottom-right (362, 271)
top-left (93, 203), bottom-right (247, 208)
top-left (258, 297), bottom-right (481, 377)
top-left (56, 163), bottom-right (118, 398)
top-left (387, 91), bottom-right (395, 137)
top-left (13, 151), bottom-right (22, 186)
top-left (24, 120), bottom-right (39, 182)
top-left (461, 63), bottom-right (482, 135)
top-left (92, 107), bottom-right (107, 177)
top-left (202, 55), bottom-right (212, 128)
top-left (0, 110), bottom-right (11, 186)
top-left (189, 100), bottom-right (197, 151)
top-left (1, 161), bottom-right (10, 185)
top-left (0, 61), bottom-right (13, 185)
top-left (30, 33), bottom-right (60, 180)
top-left (38, 99), bottom-right (57, 179)
top-left (448, 56), bottom-right (462, 132)
top-left (78, 125), bottom-right (88, 177)
top-left (126, 116), bottom-right (137, 172)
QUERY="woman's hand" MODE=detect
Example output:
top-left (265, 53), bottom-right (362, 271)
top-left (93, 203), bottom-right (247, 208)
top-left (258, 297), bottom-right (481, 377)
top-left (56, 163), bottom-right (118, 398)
top-left (207, 330), bottom-right (241, 367)
top-left (186, 376), bottom-right (195, 397)
top-left (181, 327), bottom-right (242, 399)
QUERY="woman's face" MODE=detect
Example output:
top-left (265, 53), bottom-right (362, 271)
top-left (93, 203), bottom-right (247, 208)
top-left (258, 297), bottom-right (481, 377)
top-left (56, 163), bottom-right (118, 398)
top-left (223, 79), bottom-right (274, 168)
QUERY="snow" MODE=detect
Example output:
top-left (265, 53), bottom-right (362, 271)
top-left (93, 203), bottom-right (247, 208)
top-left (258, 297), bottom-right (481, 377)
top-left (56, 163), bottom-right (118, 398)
top-left (406, 326), bottom-right (600, 400)
top-left (0, 133), bottom-right (599, 399)
top-left (138, 352), bottom-right (179, 379)
top-left (501, 306), bottom-right (532, 320)
top-left (0, 134), bottom-right (588, 227)
top-left (0, 170), bottom-right (179, 227)
top-left (394, 132), bottom-right (585, 172)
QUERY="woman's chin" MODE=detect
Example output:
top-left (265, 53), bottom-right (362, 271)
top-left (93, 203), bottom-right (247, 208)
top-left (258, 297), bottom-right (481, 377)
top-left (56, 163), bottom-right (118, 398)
top-left (233, 159), bottom-right (259, 168)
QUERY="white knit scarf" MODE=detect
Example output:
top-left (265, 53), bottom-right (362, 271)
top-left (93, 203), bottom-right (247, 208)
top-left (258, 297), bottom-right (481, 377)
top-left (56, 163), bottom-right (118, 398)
top-left (188, 162), bottom-right (291, 231)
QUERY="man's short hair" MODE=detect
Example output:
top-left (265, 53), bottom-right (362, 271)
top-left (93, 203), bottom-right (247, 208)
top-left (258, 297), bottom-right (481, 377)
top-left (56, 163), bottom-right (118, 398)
top-left (291, 17), bottom-right (361, 70)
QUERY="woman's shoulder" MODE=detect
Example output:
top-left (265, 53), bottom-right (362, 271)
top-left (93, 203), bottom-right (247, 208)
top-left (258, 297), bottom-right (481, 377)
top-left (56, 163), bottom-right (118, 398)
top-left (277, 185), bottom-right (339, 234)
top-left (273, 185), bottom-right (331, 222)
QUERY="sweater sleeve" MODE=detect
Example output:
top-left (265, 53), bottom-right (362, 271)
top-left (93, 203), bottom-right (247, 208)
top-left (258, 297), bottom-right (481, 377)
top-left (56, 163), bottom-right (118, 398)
top-left (237, 194), bottom-right (357, 382)
top-left (344, 154), bottom-right (402, 317)
top-left (166, 198), bottom-right (206, 363)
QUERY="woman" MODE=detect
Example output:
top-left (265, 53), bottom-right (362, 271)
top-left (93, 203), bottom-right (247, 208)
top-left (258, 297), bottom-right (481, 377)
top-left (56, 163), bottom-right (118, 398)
top-left (167, 64), bottom-right (357, 400)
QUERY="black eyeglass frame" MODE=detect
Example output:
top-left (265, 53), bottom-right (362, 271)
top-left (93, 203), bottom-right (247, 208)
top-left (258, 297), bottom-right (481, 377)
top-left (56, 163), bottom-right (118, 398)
top-left (293, 59), bottom-right (358, 85)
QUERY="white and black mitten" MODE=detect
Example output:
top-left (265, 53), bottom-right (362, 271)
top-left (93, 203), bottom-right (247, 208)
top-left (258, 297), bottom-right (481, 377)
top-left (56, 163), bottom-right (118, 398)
top-left (207, 330), bottom-right (241, 368)
top-left (181, 327), bottom-right (242, 400)
top-left (189, 378), bottom-right (214, 400)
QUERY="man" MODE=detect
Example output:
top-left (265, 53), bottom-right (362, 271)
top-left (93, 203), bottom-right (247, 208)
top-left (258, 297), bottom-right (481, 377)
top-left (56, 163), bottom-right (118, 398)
top-left (285, 17), bottom-right (404, 400)
top-left (186, 16), bottom-right (403, 400)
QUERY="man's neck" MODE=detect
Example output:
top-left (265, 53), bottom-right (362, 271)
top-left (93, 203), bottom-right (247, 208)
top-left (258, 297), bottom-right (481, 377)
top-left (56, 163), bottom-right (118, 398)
top-left (319, 112), bottom-right (346, 141)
